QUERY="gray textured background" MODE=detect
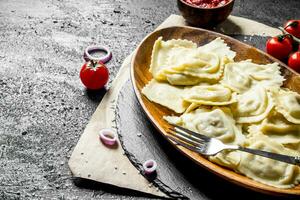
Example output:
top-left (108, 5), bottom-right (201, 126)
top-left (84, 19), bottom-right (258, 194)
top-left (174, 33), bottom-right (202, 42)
top-left (0, 0), bottom-right (300, 199)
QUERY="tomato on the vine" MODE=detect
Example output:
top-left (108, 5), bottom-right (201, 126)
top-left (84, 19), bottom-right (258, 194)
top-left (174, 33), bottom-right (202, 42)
top-left (288, 52), bottom-right (300, 72)
top-left (80, 60), bottom-right (109, 90)
top-left (284, 20), bottom-right (300, 38)
top-left (266, 35), bottom-right (293, 61)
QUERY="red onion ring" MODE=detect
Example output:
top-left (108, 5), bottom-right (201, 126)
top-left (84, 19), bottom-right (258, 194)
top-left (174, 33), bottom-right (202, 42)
top-left (84, 45), bottom-right (112, 63)
top-left (99, 128), bottom-right (117, 146)
top-left (143, 159), bottom-right (157, 175)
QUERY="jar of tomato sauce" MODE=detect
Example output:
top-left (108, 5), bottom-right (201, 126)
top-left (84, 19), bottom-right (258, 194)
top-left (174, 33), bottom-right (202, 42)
top-left (177, 0), bottom-right (234, 27)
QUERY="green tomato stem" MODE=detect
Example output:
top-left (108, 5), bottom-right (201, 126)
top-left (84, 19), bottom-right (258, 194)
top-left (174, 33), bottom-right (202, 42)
top-left (278, 26), bottom-right (300, 43)
top-left (90, 60), bottom-right (96, 68)
top-left (285, 21), bottom-right (298, 29)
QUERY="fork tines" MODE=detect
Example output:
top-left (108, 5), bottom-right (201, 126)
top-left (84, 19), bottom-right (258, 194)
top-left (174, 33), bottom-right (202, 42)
top-left (167, 125), bottom-right (209, 147)
top-left (168, 128), bottom-right (204, 146)
top-left (166, 135), bottom-right (203, 153)
top-left (171, 124), bottom-right (210, 141)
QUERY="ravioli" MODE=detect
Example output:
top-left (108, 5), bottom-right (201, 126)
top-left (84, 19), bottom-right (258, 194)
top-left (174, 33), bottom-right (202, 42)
top-left (237, 134), bottom-right (300, 188)
top-left (198, 37), bottom-right (236, 60)
top-left (164, 107), bottom-right (244, 144)
top-left (243, 61), bottom-right (284, 88)
top-left (142, 79), bottom-right (189, 113)
top-left (149, 37), bottom-right (197, 81)
top-left (272, 89), bottom-right (300, 124)
top-left (209, 150), bottom-right (242, 169)
top-left (248, 112), bottom-right (300, 151)
top-left (142, 37), bottom-right (300, 189)
top-left (166, 73), bottom-right (201, 86)
top-left (184, 102), bottom-right (201, 113)
top-left (149, 37), bottom-right (235, 85)
top-left (183, 84), bottom-right (237, 106)
top-left (221, 61), bottom-right (253, 93)
top-left (231, 86), bottom-right (274, 123)
top-left (165, 107), bottom-right (245, 168)
top-left (162, 52), bottom-right (221, 79)
top-left (221, 60), bottom-right (284, 93)
top-left (159, 51), bottom-right (224, 84)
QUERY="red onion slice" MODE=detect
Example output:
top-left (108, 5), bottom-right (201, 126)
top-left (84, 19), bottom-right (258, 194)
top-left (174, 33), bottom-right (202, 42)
top-left (84, 45), bottom-right (112, 63)
top-left (99, 128), bottom-right (117, 146)
top-left (143, 159), bottom-right (157, 175)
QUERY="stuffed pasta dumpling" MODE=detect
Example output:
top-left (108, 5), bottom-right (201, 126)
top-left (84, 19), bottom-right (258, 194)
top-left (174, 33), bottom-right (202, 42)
top-left (237, 134), bottom-right (300, 188)
top-left (248, 111), bottom-right (300, 151)
top-left (272, 88), bottom-right (300, 124)
top-left (164, 107), bottom-right (244, 144)
top-left (231, 86), bottom-right (274, 123)
top-left (183, 84), bottom-right (237, 106)
top-left (149, 37), bottom-right (235, 85)
top-left (221, 60), bottom-right (284, 93)
top-left (142, 79), bottom-right (189, 113)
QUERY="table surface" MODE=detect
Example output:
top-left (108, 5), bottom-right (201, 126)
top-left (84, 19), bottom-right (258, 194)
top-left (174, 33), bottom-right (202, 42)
top-left (0, 0), bottom-right (300, 199)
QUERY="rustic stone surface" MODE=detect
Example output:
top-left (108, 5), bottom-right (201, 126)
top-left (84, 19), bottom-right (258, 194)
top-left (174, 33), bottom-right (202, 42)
top-left (0, 0), bottom-right (299, 199)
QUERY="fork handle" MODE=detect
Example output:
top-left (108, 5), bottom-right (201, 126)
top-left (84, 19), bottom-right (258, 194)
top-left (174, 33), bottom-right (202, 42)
top-left (238, 146), bottom-right (300, 166)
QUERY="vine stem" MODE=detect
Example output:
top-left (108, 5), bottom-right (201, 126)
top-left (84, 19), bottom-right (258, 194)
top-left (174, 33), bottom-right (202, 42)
top-left (279, 26), bottom-right (300, 43)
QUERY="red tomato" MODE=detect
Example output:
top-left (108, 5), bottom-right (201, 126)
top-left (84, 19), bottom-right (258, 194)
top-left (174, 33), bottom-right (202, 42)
top-left (266, 35), bottom-right (293, 61)
top-left (80, 61), bottom-right (109, 90)
top-left (284, 20), bottom-right (300, 38)
top-left (288, 52), bottom-right (300, 72)
top-left (284, 34), bottom-right (300, 52)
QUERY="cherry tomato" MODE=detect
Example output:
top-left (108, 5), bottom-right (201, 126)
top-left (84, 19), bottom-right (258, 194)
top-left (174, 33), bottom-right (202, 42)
top-left (266, 35), bottom-right (293, 61)
top-left (80, 60), bottom-right (109, 90)
top-left (284, 34), bottom-right (300, 52)
top-left (284, 20), bottom-right (300, 38)
top-left (288, 52), bottom-right (300, 72)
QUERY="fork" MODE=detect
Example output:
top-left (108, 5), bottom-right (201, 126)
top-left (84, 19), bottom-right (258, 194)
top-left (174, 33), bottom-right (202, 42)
top-left (167, 124), bottom-right (300, 166)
